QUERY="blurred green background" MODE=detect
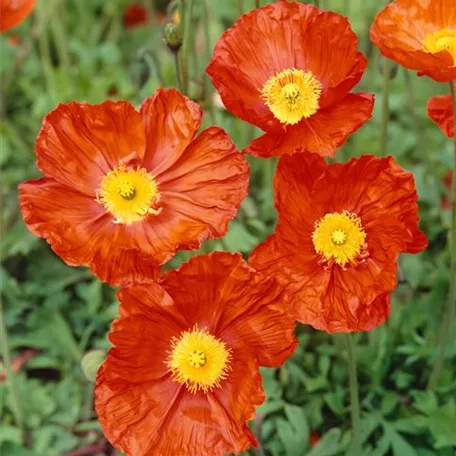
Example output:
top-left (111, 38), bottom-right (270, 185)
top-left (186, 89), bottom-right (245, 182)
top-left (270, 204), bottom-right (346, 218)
top-left (1, 0), bottom-right (455, 455)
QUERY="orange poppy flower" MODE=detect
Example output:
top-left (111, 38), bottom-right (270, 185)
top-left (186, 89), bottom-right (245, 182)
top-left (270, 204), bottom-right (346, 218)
top-left (0, 0), bottom-right (35, 32)
top-left (249, 153), bottom-right (427, 332)
top-left (427, 94), bottom-right (454, 139)
top-left (370, 0), bottom-right (456, 82)
top-left (95, 252), bottom-right (297, 456)
top-left (19, 89), bottom-right (249, 286)
top-left (123, 3), bottom-right (149, 29)
top-left (206, 1), bottom-right (374, 158)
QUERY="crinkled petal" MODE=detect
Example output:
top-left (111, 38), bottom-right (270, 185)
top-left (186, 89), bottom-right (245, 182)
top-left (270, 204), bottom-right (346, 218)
top-left (19, 178), bottom-right (160, 286)
top-left (246, 93), bottom-right (374, 158)
top-left (370, 0), bottom-right (456, 82)
top-left (427, 94), bottom-right (454, 139)
top-left (160, 252), bottom-right (297, 366)
top-left (207, 2), bottom-right (318, 131)
top-left (140, 88), bottom-right (202, 176)
top-left (35, 101), bottom-right (145, 196)
top-left (127, 127), bottom-right (249, 264)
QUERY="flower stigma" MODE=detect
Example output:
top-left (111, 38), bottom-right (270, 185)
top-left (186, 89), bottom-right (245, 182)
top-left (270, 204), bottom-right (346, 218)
top-left (167, 325), bottom-right (232, 394)
top-left (97, 165), bottom-right (161, 225)
top-left (312, 211), bottom-right (367, 267)
top-left (261, 68), bottom-right (322, 125)
top-left (422, 29), bottom-right (456, 65)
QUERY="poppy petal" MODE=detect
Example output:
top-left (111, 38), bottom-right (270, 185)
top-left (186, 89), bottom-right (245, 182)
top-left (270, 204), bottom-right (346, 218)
top-left (299, 10), bottom-right (368, 108)
top-left (0, 0), bottom-right (35, 32)
top-left (129, 127), bottom-right (249, 264)
top-left (427, 94), bottom-right (454, 139)
top-left (140, 88), bottom-right (203, 176)
top-left (95, 367), bottom-right (183, 456)
top-left (161, 252), bottom-right (297, 366)
top-left (35, 101), bottom-right (145, 196)
top-left (206, 2), bottom-right (319, 131)
top-left (370, 0), bottom-right (456, 82)
top-left (19, 178), bottom-right (160, 286)
top-left (246, 93), bottom-right (374, 158)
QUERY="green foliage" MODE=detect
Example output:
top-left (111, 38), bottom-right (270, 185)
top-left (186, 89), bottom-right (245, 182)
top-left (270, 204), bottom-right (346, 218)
top-left (1, 0), bottom-right (454, 455)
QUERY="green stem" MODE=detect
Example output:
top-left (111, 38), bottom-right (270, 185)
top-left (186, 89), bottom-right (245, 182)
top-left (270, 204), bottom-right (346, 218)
top-left (238, 0), bottom-right (244, 16)
top-left (180, 0), bottom-right (194, 94)
top-left (403, 68), bottom-right (422, 151)
top-left (255, 0), bottom-right (260, 8)
top-left (50, 0), bottom-right (70, 70)
top-left (174, 52), bottom-right (183, 91)
top-left (428, 81), bottom-right (456, 389)
top-left (0, 300), bottom-right (24, 439)
top-left (345, 334), bottom-right (362, 455)
top-left (202, 0), bottom-right (217, 124)
top-left (379, 58), bottom-right (392, 156)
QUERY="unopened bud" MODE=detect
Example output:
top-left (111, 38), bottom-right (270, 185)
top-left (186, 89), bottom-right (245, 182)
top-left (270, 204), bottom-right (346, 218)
top-left (81, 350), bottom-right (106, 383)
top-left (164, 22), bottom-right (182, 52)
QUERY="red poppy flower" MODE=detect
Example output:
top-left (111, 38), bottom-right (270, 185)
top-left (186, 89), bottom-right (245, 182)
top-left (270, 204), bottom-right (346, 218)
top-left (249, 153), bottom-right (427, 332)
top-left (370, 0), bottom-right (456, 82)
top-left (0, 0), bottom-right (35, 32)
top-left (95, 252), bottom-right (297, 456)
top-left (123, 3), bottom-right (149, 29)
top-left (206, 1), bottom-right (374, 158)
top-left (19, 89), bottom-right (249, 286)
top-left (427, 94), bottom-right (454, 139)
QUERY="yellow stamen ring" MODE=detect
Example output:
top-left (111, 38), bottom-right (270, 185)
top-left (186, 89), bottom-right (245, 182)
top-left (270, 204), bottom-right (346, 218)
top-left (167, 325), bottom-right (231, 394)
top-left (261, 68), bottom-right (322, 125)
top-left (422, 28), bottom-right (456, 65)
top-left (96, 165), bottom-right (161, 225)
top-left (312, 211), bottom-right (367, 267)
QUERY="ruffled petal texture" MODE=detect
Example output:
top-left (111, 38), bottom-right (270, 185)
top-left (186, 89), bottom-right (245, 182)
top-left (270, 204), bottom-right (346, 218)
top-left (207, 1), bottom-right (372, 158)
top-left (0, 0), bottom-right (35, 32)
top-left (427, 94), bottom-right (454, 139)
top-left (95, 253), bottom-right (297, 456)
top-left (370, 0), bottom-right (456, 82)
top-left (160, 252), bottom-right (298, 367)
top-left (250, 153), bottom-right (427, 332)
top-left (19, 89), bottom-right (249, 285)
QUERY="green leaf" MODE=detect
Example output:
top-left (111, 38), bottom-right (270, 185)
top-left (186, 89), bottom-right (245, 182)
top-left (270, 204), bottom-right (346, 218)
top-left (383, 423), bottom-right (416, 456)
top-left (427, 399), bottom-right (456, 449)
top-left (305, 428), bottom-right (342, 456)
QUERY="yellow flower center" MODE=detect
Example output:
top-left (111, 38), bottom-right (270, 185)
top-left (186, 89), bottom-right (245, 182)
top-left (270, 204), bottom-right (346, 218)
top-left (422, 28), bottom-right (456, 65)
top-left (167, 326), bottom-right (231, 394)
top-left (312, 211), bottom-right (367, 267)
top-left (96, 165), bottom-right (161, 225)
top-left (261, 68), bottom-right (322, 125)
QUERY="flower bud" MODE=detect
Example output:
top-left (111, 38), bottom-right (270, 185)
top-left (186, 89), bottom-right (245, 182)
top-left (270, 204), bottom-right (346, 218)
top-left (164, 22), bottom-right (182, 52)
top-left (81, 350), bottom-right (106, 383)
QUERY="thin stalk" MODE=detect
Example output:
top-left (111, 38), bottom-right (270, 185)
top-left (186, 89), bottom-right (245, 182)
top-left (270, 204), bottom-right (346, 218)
top-left (0, 299), bottom-right (24, 439)
top-left (202, 0), bottom-right (217, 124)
top-left (255, 0), bottom-right (260, 8)
top-left (173, 53), bottom-right (182, 91)
top-left (345, 334), bottom-right (362, 455)
top-left (314, 0), bottom-right (321, 8)
top-left (379, 58), bottom-right (392, 156)
top-left (238, 0), bottom-right (244, 16)
top-left (428, 81), bottom-right (456, 389)
top-left (180, 0), bottom-right (194, 94)
top-left (403, 68), bottom-right (423, 150)
top-left (50, 0), bottom-right (70, 71)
